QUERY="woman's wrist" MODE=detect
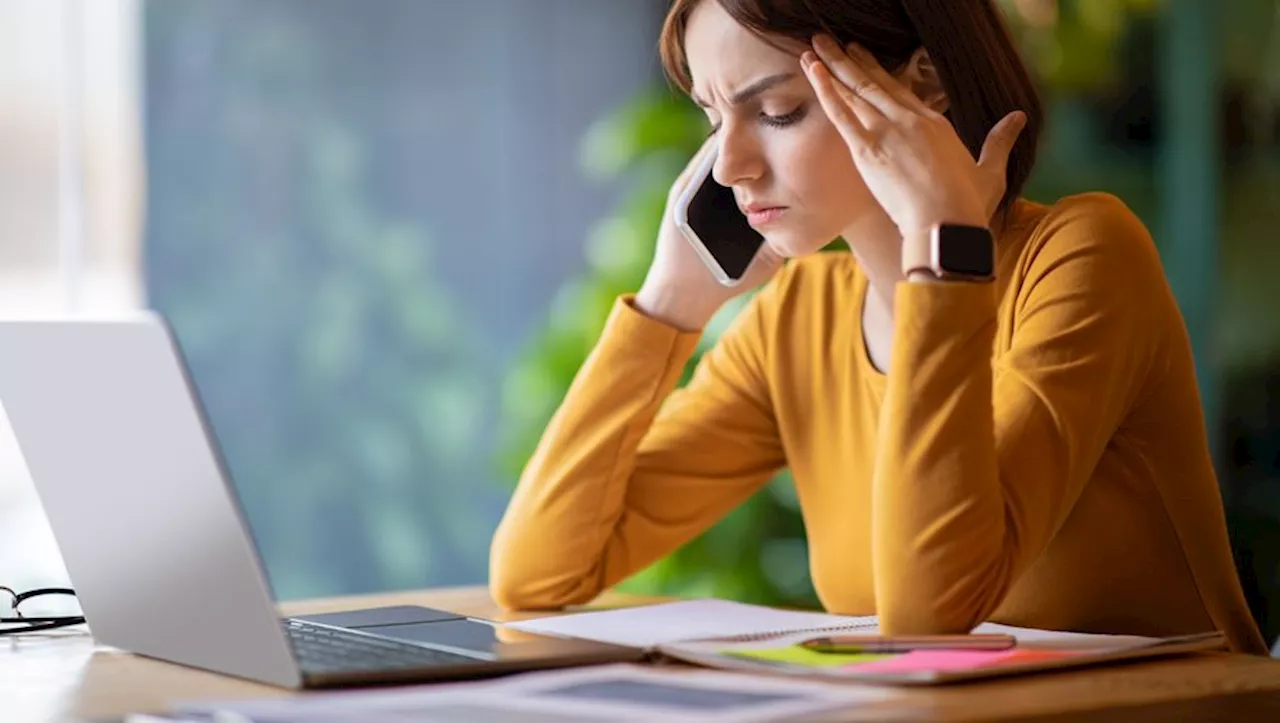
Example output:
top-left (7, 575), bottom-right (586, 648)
top-left (906, 270), bottom-right (940, 283)
top-left (900, 224), bottom-right (994, 284)
top-left (633, 281), bottom-right (720, 333)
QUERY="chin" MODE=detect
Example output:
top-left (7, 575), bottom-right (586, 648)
top-left (763, 230), bottom-right (832, 259)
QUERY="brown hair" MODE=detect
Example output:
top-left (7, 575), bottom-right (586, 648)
top-left (659, 0), bottom-right (1042, 214)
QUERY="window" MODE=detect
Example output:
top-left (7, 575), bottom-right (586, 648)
top-left (0, 0), bottom-right (143, 591)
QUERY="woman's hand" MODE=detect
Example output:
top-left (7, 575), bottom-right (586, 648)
top-left (801, 34), bottom-right (1026, 242)
top-left (635, 137), bottom-right (785, 332)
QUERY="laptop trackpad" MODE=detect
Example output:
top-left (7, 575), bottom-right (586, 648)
top-left (365, 619), bottom-right (505, 654)
top-left (290, 605), bottom-right (465, 629)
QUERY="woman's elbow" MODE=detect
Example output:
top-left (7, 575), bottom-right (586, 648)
top-left (876, 570), bottom-right (1003, 635)
top-left (488, 579), bottom-right (560, 613)
top-left (878, 603), bottom-right (981, 636)
top-left (488, 548), bottom-right (602, 612)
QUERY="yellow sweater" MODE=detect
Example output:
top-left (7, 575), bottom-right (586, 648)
top-left (490, 192), bottom-right (1267, 654)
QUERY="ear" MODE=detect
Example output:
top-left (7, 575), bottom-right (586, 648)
top-left (894, 47), bottom-right (949, 114)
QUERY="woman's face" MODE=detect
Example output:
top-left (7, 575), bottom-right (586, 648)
top-left (683, 1), bottom-right (881, 257)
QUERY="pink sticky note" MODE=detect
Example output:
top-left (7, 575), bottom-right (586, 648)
top-left (988, 649), bottom-right (1077, 667)
top-left (846, 649), bottom-right (1020, 674)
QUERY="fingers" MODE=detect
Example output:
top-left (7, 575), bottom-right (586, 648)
top-left (977, 111), bottom-right (1028, 172)
top-left (844, 41), bottom-right (937, 118)
top-left (673, 135), bottom-right (717, 195)
top-left (811, 35), bottom-right (922, 121)
top-left (801, 52), bottom-right (874, 147)
top-left (977, 111), bottom-right (1028, 212)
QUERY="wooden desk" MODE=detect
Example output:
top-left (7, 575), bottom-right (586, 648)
top-left (6, 585), bottom-right (1280, 722)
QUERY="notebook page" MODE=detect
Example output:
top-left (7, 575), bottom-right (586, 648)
top-left (721, 621), bottom-right (1158, 648)
top-left (749, 621), bottom-right (1158, 648)
top-left (657, 622), bottom-right (1164, 664)
top-left (970, 622), bottom-right (1157, 649)
top-left (504, 600), bottom-right (877, 648)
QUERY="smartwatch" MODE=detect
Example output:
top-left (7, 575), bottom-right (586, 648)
top-left (902, 223), bottom-right (995, 282)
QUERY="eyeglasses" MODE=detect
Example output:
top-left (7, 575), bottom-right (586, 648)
top-left (0, 586), bottom-right (85, 636)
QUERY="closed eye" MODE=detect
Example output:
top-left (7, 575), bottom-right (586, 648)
top-left (705, 105), bottom-right (807, 138)
top-left (760, 106), bottom-right (806, 129)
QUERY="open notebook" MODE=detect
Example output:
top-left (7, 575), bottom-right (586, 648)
top-left (505, 599), bottom-right (1225, 685)
top-left (506, 599), bottom-right (880, 648)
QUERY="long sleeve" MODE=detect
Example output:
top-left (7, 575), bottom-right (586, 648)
top-left (489, 284), bottom-right (787, 610)
top-left (872, 195), bottom-right (1176, 635)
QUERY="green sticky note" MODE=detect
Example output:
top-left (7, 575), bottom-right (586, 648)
top-left (723, 645), bottom-right (895, 668)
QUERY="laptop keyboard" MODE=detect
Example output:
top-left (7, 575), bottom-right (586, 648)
top-left (284, 618), bottom-right (483, 673)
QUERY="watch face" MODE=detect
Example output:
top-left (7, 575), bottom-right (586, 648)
top-left (938, 224), bottom-right (994, 277)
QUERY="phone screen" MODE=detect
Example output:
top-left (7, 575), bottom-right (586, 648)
top-left (685, 172), bottom-right (766, 282)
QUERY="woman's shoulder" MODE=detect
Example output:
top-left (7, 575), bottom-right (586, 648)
top-left (998, 192), bottom-right (1179, 363)
top-left (1006, 191), bottom-right (1166, 290)
top-left (1013, 191), bottom-right (1159, 264)
top-left (728, 250), bottom-right (859, 346)
top-left (758, 250), bottom-right (861, 316)
top-left (776, 248), bottom-right (860, 291)
top-left (1019, 189), bottom-right (1139, 220)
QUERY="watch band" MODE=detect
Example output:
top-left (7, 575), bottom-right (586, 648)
top-left (901, 229), bottom-right (936, 277)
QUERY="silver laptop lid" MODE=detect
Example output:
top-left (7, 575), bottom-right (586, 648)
top-left (0, 313), bottom-right (301, 688)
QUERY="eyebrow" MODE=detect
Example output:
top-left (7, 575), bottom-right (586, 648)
top-left (690, 72), bottom-right (797, 108)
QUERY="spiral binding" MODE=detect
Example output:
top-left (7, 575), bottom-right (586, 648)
top-left (696, 615), bottom-right (879, 644)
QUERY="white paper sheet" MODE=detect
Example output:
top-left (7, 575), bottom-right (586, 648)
top-left (172, 664), bottom-right (896, 723)
top-left (503, 599), bottom-right (878, 647)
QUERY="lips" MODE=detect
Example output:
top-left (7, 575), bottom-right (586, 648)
top-left (742, 204), bottom-right (787, 227)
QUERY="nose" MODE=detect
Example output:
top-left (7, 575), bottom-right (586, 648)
top-left (711, 122), bottom-right (765, 188)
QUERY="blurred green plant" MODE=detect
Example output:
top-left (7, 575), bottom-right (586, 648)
top-left (996, 0), bottom-right (1161, 90)
top-left (495, 87), bottom-right (820, 607)
top-left (997, 0), bottom-right (1279, 92)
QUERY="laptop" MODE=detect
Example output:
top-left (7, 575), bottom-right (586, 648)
top-left (0, 313), bottom-right (642, 688)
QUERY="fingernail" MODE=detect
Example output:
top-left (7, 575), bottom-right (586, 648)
top-left (997, 112), bottom-right (1023, 134)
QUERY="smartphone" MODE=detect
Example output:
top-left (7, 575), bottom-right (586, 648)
top-left (673, 147), bottom-right (766, 287)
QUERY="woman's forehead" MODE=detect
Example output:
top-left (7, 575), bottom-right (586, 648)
top-left (684, 3), bottom-right (803, 95)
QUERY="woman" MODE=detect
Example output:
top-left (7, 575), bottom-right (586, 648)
top-left (490, 0), bottom-right (1268, 654)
